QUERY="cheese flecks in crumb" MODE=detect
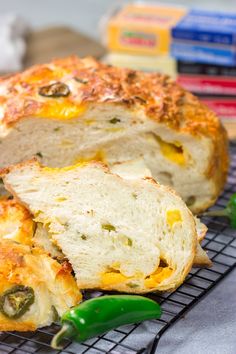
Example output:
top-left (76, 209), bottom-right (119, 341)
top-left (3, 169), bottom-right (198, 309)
top-left (101, 265), bottom-right (173, 289)
top-left (101, 271), bottom-right (129, 287)
top-left (2, 160), bottom-right (198, 293)
top-left (74, 151), bottom-right (106, 165)
top-left (36, 102), bottom-right (87, 120)
top-left (166, 210), bottom-right (182, 228)
top-left (145, 267), bottom-right (173, 288)
top-left (155, 136), bottom-right (186, 166)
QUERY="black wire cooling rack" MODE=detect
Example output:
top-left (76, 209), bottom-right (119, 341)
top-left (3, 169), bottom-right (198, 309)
top-left (0, 143), bottom-right (236, 354)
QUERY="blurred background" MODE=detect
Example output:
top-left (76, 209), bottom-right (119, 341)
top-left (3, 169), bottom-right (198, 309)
top-left (2, 0), bottom-right (236, 38)
top-left (0, 0), bottom-right (236, 138)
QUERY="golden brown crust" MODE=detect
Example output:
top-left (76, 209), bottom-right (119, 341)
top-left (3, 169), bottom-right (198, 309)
top-left (0, 320), bottom-right (37, 331)
top-left (0, 197), bottom-right (35, 245)
top-left (0, 56), bottom-right (226, 134)
top-left (0, 58), bottom-right (215, 125)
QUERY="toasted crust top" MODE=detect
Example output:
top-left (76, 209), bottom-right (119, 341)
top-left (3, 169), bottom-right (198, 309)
top-left (0, 56), bottom-right (224, 136)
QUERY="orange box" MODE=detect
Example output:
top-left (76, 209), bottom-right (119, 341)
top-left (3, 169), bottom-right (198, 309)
top-left (106, 3), bottom-right (187, 56)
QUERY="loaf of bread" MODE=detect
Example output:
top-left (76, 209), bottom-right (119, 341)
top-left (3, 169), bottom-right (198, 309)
top-left (0, 56), bottom-right (228, 213)
top-left (0, 239), bottom-right (81, 331)
top-left (1, 159), bottom-right (209, 293)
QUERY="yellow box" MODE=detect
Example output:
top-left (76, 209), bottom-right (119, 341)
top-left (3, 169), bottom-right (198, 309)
top-left (106, 3), bottom-right (187, 56)
top-left (102, 52), bottom-right (177, 78)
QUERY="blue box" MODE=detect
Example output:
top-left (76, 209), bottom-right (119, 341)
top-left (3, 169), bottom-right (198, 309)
top-left (171, 41), bottom-right (236, 66)
top-left (172, 9), bottom-right (236, 45)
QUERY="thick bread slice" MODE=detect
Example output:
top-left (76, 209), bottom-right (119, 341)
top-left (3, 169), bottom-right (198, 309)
top-left (0, 239), bottom-right (81, 331)
top-left (0, 161), bottom-right (210, 266)
top-left (0, 56), bottom-right (228, 213)
top-left (0, 196), bottom-right (210, 267)
top-left (111, 159), bottom-right (211, 267)
top-left (111, 160), bottom-right (211, 267)
top-left (2, 159), bottom-right (198, 293)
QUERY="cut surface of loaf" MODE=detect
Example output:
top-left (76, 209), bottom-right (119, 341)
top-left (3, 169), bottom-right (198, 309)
top-left (2, 159), bottom-right (199, 293)
top-left (0, 56), bottom-right (228, 213)
top-left (0, 239), bottom-right (81, 331)
top-left (0, 168), bottom-right (210, 268)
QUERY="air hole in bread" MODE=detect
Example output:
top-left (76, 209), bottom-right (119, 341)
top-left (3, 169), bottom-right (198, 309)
top-left (159, 171), bottom-right (173, 186)
top-left (106, 265), bottom-right (120, 273)
top-left (159, 258), bottom-right (168, 268)
top-left (186, 195), bottom-right (196, 207)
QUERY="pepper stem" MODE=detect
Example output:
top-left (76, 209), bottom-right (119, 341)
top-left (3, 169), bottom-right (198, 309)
top-left (51, 322), bottom-right (76, 349)
top-left (201, 208), bottom-right (229, 217)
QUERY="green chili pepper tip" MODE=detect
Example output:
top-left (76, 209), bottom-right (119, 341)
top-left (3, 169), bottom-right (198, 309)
top-left (51, 322), bottom-right (76, 349)
top-left (51, 295), bottom-right (162, 349)
top-left (202, 193), bottom-right (236, 229)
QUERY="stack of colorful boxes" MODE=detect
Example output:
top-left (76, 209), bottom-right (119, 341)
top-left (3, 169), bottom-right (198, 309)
top-left (102, 4), bottom-right (236, 138)
top-left (171, 9), bottom-right (236, 138)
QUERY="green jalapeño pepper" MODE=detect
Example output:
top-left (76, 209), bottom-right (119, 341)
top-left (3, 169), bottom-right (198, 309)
top-left (202, 193), bottom-right (236, 228)
top-left (51, 295), bottom-right (162, 349)
top-left (0, 285), bottom-right (35, 319)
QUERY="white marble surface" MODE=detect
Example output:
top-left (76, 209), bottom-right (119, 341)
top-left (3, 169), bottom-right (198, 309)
top-left (0, 1), bottom-right (235, 353)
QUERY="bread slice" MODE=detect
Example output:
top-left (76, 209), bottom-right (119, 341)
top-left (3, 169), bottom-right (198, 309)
top-left (0, 239), bottom-right (81, 331)
top-left (0, 196), bottom-right (210, 268)
top-left (0, 193), bottom-right (210, 267)
top-left (112, 159), bottom-right (211, 268)
top-left (0, 56), bottom-right (228, 213)
top-left (1, 159), bottom-right (199, 293)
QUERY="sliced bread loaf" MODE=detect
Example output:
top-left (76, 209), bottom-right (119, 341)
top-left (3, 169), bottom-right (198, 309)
top-left (2, 159), bottom-right (199, 293)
